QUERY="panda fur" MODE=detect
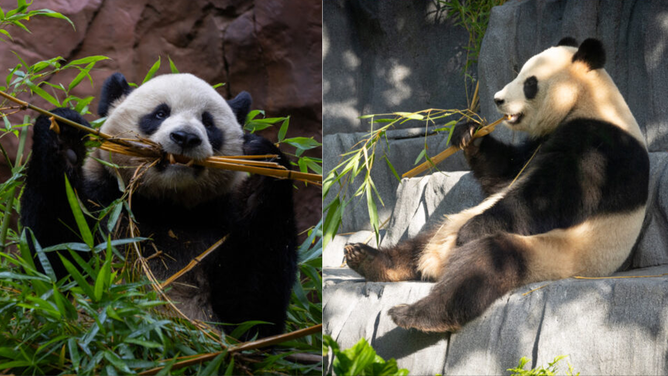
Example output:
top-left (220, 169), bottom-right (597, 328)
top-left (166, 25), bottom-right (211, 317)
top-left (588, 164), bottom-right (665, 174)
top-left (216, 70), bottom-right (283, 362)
top-left (344, 38), bottom-right (649, 332)
top-left (21, 73), bottom-right (298, 339)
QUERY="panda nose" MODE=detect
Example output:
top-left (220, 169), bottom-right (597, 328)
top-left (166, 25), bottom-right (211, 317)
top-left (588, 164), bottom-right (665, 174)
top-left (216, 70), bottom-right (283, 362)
top-left (170, 131), bottom-right (202, 149)
top-left (494, 97), bottom-right (505, 106)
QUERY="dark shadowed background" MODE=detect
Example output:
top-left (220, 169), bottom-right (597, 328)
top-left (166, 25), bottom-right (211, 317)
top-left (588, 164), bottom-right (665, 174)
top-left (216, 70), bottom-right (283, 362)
top-left (0, 0), bottom-right (322, 237)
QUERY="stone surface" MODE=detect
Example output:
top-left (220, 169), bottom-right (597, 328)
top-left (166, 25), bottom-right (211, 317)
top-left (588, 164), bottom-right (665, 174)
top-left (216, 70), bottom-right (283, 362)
top-left (324, 0), bottom-right (668, 374)
top-left (0, 0), bottom-right (322, 235)
top-left (323, 0), bottom-right (471, 135)
top-left (325, 265), bottom-right (668, 375)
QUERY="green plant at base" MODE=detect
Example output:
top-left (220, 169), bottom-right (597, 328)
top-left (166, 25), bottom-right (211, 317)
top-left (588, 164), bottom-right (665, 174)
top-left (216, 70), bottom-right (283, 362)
top-left (323, 335), bottom-right (409, 376)
top-left (508, 355), bottom-right (580, 376)
top-left (323, 109), bottom-right (482, 249)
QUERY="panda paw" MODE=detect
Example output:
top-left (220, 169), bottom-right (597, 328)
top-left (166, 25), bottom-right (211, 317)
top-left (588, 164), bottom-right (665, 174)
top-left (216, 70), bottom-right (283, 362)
top-left (32, 109), bottom-right (89, 166)
top-left (243, 133), bottom-right (291, 170)
top-left (344, 243), bottom-right (379, 278)
top-left (451, 121), bottom-right (481, 149)
top-left (389, 303), bottom-right (459, 333)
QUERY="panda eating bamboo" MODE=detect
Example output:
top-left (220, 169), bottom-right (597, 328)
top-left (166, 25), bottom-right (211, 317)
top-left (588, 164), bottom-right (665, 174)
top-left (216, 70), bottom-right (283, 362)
top-left (344, 38), bottom-right (649, 332)
top-left (21, 73), bottom-right (298, 339)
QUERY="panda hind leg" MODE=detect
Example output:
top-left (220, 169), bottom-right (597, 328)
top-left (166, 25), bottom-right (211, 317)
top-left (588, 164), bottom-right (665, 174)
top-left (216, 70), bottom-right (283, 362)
top-left (344, 229), bottom-right (436, 282)
top-left (389, 233), bottom-right (529, 332)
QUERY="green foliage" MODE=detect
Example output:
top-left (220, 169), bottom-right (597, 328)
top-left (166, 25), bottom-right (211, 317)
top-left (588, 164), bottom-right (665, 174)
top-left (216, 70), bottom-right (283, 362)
top-left (0, 2), bottom-right (322, 374)
top-left (508, 355), bottom-right (580, 376)
top-left (440, 0), bottom-right (506, 75)
top-left (323, 335), bottom-right (409, 376)
top-left (0, 0), bottom-right (75, 42)
top-left (323, 110), bottom-right (477, 248)
top-left (244, 110), bottom-right (322, 176)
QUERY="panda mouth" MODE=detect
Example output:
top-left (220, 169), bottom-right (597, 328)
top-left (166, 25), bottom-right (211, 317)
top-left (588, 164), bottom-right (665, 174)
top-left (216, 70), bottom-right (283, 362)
top-left (505, 113), bottom-right (523, 125)
top-left (166, 153), bottom-right (196, 167)
top-left (157, 153), bottom-right (205, 173)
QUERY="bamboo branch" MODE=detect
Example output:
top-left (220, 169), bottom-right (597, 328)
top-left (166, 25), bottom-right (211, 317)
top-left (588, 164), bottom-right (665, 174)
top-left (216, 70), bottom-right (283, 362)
top-left (138, 324), bottom-right (323, 376)
top-left (402, 116), bottom-right (506, 178)
top-left (0, 90), bottom-right (322, 184)
top-left (0, 90), bottom-right (155, 153)
top-left (160, 236), bottom-right (228, 289)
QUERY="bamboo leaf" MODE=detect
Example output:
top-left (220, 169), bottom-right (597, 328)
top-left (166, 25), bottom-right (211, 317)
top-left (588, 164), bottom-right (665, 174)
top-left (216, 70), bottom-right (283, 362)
top-left (104, 350), bottom-right (132, 374)
top-left (200, 352), bottom-right (226, 376)
top-left (365, 181), bottom-right (379, 244)
top-left (25, 80), bottom-right (60, 107)
top-left (384, 155), bottom-right (401, 182)
top-left (413, 148), bottom-right (427, 165)
top-left (278, 117), bottom-right (289, 141)
top-left (30, 9), bottom-right (75, 30)
top-left (59, 254), bottom-right (95, 298)
top-left (68, 338), bottom-right (80, 372)
top-left (323, 197), bottom-right (343, 249)
top-left (143, 57), bottom-right (161, 83)
top-left (65, 55), bottom-right (109, 67)
top-left (68, 62), bottom-right (95, 92)
top-left (394, 112), bottom-right (424, 120)
top-left (64, 175), bottom-right (94, 249)
top-left (67, 248), bottom-right (96, 278)
top-left (168, 56), bottom-right (179, 73)
top-left (27, 228), bottom-right (55, 281)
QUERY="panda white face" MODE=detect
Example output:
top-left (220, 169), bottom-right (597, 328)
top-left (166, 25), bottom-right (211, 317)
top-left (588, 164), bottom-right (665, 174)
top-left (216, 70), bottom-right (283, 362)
top-left (493, 45), bottom-right (579, 137)
top-left (88, 74), bottom-right (247, 204)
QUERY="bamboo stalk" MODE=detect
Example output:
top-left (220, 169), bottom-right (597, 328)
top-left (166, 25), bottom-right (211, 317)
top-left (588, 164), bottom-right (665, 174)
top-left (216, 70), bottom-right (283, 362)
top-left (138, 324), bottom-right (323, 376)
top-left (0, 90), bottom-right (322, 184)
top-left (98, 142), bottom-right (321, 184)
top-left (160, 236), bottom-right (228, 289)
top-left (0, 90), bottom-right (154, 152)
top-left (402, 116), bottom-right (506, 178)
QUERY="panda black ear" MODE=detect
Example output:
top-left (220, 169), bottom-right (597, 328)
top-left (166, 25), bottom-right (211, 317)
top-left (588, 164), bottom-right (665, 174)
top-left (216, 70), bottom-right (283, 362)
top-left (227, 91), bottom-right (252, 126)
top-left (572, 38), bottom-right (606, 71)
top-left (557, 37), bottom-right (578, 47)
top-left (98, 73), bottom-right (133, 117)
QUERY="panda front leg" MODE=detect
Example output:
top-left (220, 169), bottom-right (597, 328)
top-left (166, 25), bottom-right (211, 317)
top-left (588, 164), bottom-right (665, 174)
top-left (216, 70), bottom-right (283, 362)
top-left (452, 121), bottom-right (543, 196)
top-left (389, 232), bottom-right (529, 332)
top-left (21, 109), bottom-right (92, 278)
top-left (344, 228), bottom-right (436, 282)
top-left (210, 133), bottom-right (298, 339)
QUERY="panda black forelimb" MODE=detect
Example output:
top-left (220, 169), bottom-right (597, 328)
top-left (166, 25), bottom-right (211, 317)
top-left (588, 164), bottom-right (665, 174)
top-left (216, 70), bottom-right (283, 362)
top-left (464, 135), bottom-right (544, 196)
top-left (22, 109), bottom-right (97, 277)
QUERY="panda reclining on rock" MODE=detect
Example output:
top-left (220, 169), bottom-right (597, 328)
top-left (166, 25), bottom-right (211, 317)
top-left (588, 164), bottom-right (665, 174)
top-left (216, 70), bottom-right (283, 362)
top-left (344, 38), bottom-right (649, 332)
top-left (21, 73), bottom-right (297, 339)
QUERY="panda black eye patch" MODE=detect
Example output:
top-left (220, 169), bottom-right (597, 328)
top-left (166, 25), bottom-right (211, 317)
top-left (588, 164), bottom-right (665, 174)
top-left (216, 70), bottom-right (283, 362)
top-left (140, 103), bottom-right (171, 135)
top-left (202, 111), bottom-right (223, 151)
top-left (524, 76), bottom-right (538, 100)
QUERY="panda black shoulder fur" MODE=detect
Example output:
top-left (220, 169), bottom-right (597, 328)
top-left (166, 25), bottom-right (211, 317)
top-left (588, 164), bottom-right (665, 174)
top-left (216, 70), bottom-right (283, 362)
top-left (21, 73), bottom-right (298, 338)
top-left (344, 38), bottom-right (649, 332)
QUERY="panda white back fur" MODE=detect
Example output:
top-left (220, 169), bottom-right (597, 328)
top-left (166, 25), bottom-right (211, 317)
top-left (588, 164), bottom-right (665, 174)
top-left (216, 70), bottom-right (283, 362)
top-left (22, 73), bottom-right (298, 339)
top-left (344, 38), bottom-right (649, 332)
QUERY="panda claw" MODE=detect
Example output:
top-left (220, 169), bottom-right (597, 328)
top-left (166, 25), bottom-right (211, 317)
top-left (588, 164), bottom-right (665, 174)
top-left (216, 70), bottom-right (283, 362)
top-left (344, 243), bottom-right (385, 280)
top-left (451, 121), bottom-right (478, 149)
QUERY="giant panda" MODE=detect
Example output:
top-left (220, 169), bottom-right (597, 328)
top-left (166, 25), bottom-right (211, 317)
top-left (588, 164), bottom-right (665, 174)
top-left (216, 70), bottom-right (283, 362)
top-left (21, 72), bottom-right (298, 339)
top-left (344, 38), bottom-right (649, 332)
